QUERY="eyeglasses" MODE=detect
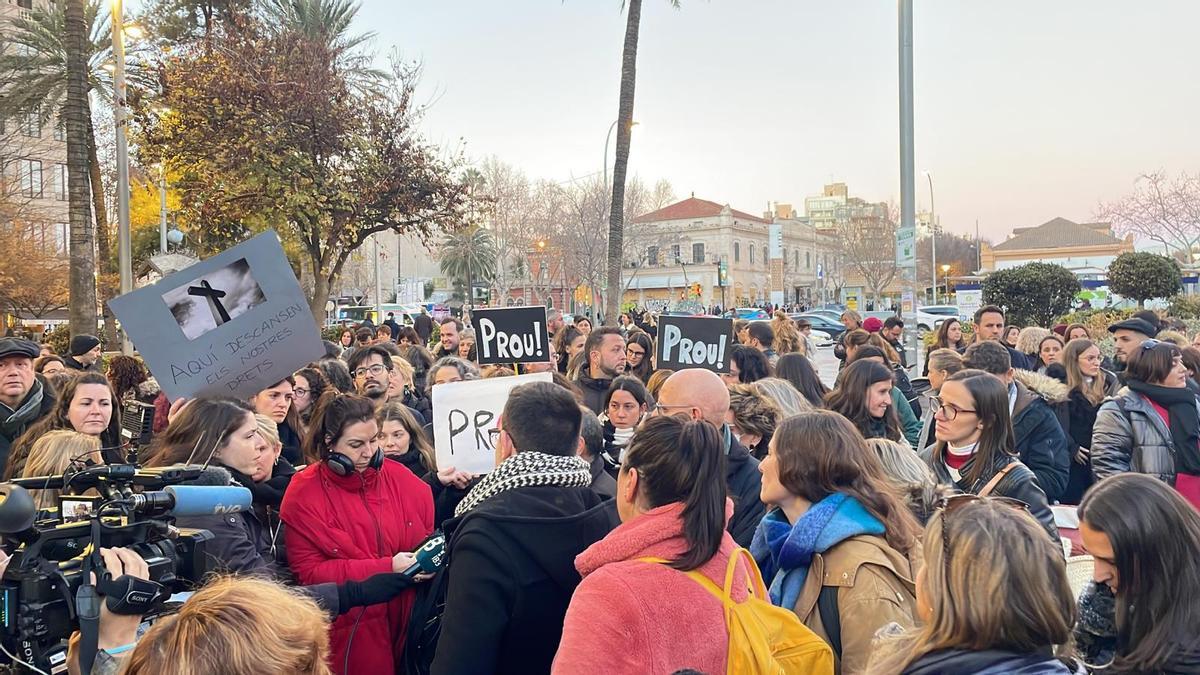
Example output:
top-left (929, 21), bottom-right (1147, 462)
top-left (626, 348), bottom-right (645, 358)
top-left (487, 427), bottom-right (504, 447)
top-left (937, 494), bottom-right (1029, 581)
top-left (293, 387), bottom-right (309, 397)
top-left (353, 364), bottom-right (391, 379)
top-left (929, 396), bottom-right (977, 421)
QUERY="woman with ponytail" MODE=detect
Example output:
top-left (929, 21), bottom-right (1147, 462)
top-left (555, 415), bottom-right (827, 673)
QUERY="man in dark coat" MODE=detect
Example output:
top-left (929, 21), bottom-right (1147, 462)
top-left (963, 340), bottom-right (1071, 503)
top-left (432, 382), bottom-right (617, 675)
top-left (0, 338), bottom-right (55, 471)
top-left (382, 312), bottom-right (402, 343)
top-left (413, 308), bottom-right (435, 345)
top-left (573, 327), bottom-right (627, 414)
top-left (655, 368), bottom-right (765, 547)
top-left (972, 305), bottom-right (1030, 371)
top-left (63, 334), bottom-right (102, 372)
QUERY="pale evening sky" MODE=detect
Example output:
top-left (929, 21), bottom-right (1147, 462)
top-left (358, 1), bottom-right (1197, 243)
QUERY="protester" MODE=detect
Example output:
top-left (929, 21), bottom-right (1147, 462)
top-left (1016, 326), bottom-right (1052, 367)
top-left (753, 411), bottom-right (920, 673)
top-left (921, 369), bottom-right (1057, 538)
top-left (776, 353), bottom-right (828, 408)
top-left (734, 319), bottom-right (751, 345)
top-left (342, 327), bottom-right (374, 361)
top-left (753, 377), bottom-right (812, 417)
top-left (795, 317), bottom-right (819, 357)
top-left (387, 355), bottom-right (431, 422)
top-left (432, 382), bottom-right (617, 675)
top-left (655, 368), bottom-right (764, 546)
top-left (553, 325), bottom-right (585, 375)
top-left (346, 345), bottom-right (396, 406)
top-left (1075, 473), bottom-right (1200, 672)
top-left (0, 338), bottom-right (56, 471)
top-left (34, 354), bottom-right (67, 377)
top-left (249, 377), bottom-right (304, 465)
top-left (973, 306), bottom-right (1030, 370)
top-left (834, 354), bottom-right (921, 447)
top-left (376, 401), bottom-right (470, 524)
top-left (1055, 338), bottom-right (1111, 503)
top-left (456, 329), bottom-right (477, 361)
top-left (1091, 339), bottom-right (1200, 506)
top-left (834, 310), bottom-right (863, 366)
top-left (20, 430), bottom-right (102, 506)
top-left (413, 307), bottom-right (434, 345)
top-left (577, 409), bottom-right (616, 499)
top-left (746, 322), bottom-right (779, 366)
top-left (376, 324), bottom-right (394, 345)
top-left (624, 331), bottom-right (654, 383)
top-left (646, 368), bottom-right (673, 399)
top-left (599, 375), bottom-right (649, 476)
top-left (63, 334), bottom-right (102, 372)
top-left (962, 341), bottom-right (1071, 503)
top-left (867, 499), bottom-right (1080, 675)
top-left (316, 358), bottom-right (355, 394)
top-left (881, 316), bottom-right (908, 368)
top-left (1107, 315), bottom-right (1158, 370)
top-left (573, 327), bottom-right (626, 415)
top-left (1033, 334), bottom-right (1064, 375)
top-left (339, 328), bottom-right (354, 350)
top-left (282, 394), bottom-right (434, 675)
top-left (104, 355), bottom-right (152, 406)
top-left (433, 317), bottom-right (462, 359)
top-left (426, 356), bottom-right (479, 396)
top-left (867, 438), bottom-right (949, 525)
top-left (546, 309), bottom-right (564, 340)
top-left (7, 372), bottom-right (121, 479)
top-left (293, 367), bottom-right (328, 434)
top-left (917, 349), bottom-right (964, 451)
top-left (573, 315), bottom-right (592, 336)
top-left (868, 333), bottom-right (921, 417)
top-left (727, 383), bottom-right (780, 460)
top-left (771, 310), bottom-right (802, 355)
top-left (725, 344), bottom-right (772, 385)
top-left (554, 414), bottom-right (835, 674)
top-left (923, 318), bottom-right (966, 376)
top-left (1002, 324), bottom-right (1021, 349)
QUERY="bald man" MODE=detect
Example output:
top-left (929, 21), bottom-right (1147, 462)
top-left (656, 369), bottom-right (765, 547)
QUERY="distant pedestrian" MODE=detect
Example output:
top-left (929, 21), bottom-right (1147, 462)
top-left (63, 334), bottom-right (102, 372)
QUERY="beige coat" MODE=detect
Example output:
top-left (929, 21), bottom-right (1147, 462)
top-left (791, 534), bottom-right (920, 675)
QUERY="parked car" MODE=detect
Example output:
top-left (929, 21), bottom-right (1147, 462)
top-left (728, 307), bottom-right (769, 320)
top-left (805, 309), bottom-right (843, 322)
top-left (810, 329), bottom-right (834, 348)
top-left (791, 313), bottom-right (848, 341)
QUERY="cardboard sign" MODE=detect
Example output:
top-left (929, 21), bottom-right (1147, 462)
top-left (431, 372), bottom-right (553, 475)
top-left (109, 231), bottom-right (324, 401)
top-left (657, 316), bottom-right (732, 373)
top-left (470, 306), bottom-right (550, 365)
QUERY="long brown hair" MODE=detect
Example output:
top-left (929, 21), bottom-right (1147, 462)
top-left (867, 501), bottom-right (1076, 674)
top-left (825, 360), bottom-right (900, 442)
top-left (1078, 474), bottom-right (1200, 672)
top-left (376, 402), bottom-right (435, 471)
top-left (770, 310), bottom-right (802, 354)
top-left (927, 369), bottom-right (1015, 486)
top-left (772, 411), bottom-right (920, 554)
top-left (1062, 338), bottom-right (1106, 406)
top-left (933, 318), bottom-right (966, 351)
top-left (6, 372), bottom-right (117, 479)
top-left (145, 398), bottom-right (255, 468)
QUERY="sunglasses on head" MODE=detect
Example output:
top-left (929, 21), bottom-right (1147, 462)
top-left (937, 493), bottom-right (1029, 579)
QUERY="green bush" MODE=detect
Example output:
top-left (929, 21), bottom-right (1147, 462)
top-left (1167, 294), bottom-right (1200, 320)
top-left (45, 325), bottom-right (71, 356)
top-left (983, 262), bottom-right (1080, 328)
top-left (1108, 252), bottom-right (1182, 308)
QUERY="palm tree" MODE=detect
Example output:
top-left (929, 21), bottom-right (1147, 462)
top-left (262, 0), bottom-right (386, 91)
top-left (604, 0), bottom-right (680, 326)
top-left (440, 226), bottom-right (497, 310)
top-left (61, 0), bottom-right (97, 337)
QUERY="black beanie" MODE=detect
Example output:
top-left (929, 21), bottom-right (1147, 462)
top-left (69, 334), bottom-right (101, 356)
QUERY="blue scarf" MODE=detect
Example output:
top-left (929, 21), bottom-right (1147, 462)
top-left (750, 493), bottom-right (885, 608)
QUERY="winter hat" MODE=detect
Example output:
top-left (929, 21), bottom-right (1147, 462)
top-left (862, 317), bottom-right (884, 333)
top-left (1106, 317), bottom-right (1157, 339)
top-left (69, 334), bottom-right (101, 357)
top-left (1052, 323), bottom-right (1068, 336)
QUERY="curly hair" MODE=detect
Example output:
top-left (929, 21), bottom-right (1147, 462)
top-left (106, 355), bottom-right (147, 401)
top-left (727, 384), bottom-right (780, 441)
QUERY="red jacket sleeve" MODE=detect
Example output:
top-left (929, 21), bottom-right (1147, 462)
top-left (284, 521), bottom-right (394, 586)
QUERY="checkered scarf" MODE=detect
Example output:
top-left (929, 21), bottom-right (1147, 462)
top-left (454, 451), bottom-right (592, 518)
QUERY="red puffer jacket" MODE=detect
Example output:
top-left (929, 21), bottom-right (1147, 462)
top-left (281, 460), bottom-right (434, 675)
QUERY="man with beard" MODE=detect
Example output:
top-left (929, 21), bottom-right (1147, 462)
top-left (434, 318), bottom-right (462, 359)
top-left (346, 346), bottom-right (395, 403)
top-left (0, 339), bottom-right (55, 470)
top-left (573, 327), bottom-right (626, 414)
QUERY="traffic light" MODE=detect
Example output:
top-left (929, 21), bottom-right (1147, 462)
top-left (717, 260), bottom-right (728, 287)
top-left (691, 282), bottom-right (702, 297)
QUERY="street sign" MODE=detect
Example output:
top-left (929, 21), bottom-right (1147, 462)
top-left (816, 263), bottom-right (824, 280)
top-left (896, 226), bottom-right (916, 268)
top-left (901, 290), bottom-right (914, 315)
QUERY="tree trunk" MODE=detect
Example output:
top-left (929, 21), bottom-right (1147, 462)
top-left (87, 117), bottom-right (118, 346)
top-left (603, 0), bottom-right (641, 326)
top-left (64, 0), bottom-right (97, 338)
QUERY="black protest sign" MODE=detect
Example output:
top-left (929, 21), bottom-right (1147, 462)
top-left (470, 306), bottom-right (550, 365)
top-left (108, 231), bottom-right (324, 401)
top-left (657, 316), bottom-right (733, 373)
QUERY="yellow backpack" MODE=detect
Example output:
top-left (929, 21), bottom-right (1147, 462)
top-left (640, 548), bottom-right (834, 675)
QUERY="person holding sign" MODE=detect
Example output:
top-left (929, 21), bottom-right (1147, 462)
top-left (573, 327), bottom-right (627, 415)
top-left (431, 382), bottom-right (618, 675)
top-left (281, 394), bottom-right (435, 675)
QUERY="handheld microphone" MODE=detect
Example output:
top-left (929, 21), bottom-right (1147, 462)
top-left (401, 531), bottom-right (446, 578)
top-left (129, 485), bottom-right (252, 518)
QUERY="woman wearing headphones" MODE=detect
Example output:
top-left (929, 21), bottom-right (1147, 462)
top-left (281, 393), bottom-right (435, 675)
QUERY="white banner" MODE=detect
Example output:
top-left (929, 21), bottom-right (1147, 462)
top-left (431, 372), bottom-right (553, 475)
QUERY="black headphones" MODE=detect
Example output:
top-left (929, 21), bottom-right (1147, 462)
top-left (323, 435), bottom-right (385, 477)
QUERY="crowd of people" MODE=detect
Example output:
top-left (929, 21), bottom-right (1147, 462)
top-left (0, 300), bottom-right (1198, 674)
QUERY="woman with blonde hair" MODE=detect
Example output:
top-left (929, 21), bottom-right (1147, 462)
top-left (865, 438), bottom-right (950, 526)
top-left (1015, 327), bottom-right (1052, 369)
top-left (646, 368), bottom-right (673, 399)
top-left (121, 576), bottom-right (333, 675)
top-left (866, 499), bottom-right (1081, 674)
top-left (726, 384), bottom-right (780, 460)
top-left (21, 430), bottom-right (102, 506)
top-left (752, 377), bottom-right (812, 418)
top-left (771, 310), bottom-right (803, 355)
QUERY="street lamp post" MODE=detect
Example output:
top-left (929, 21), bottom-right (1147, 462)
top-left (159, 163), bottom-right (168, 253)
top-left (111, 0), bottom-right (132, 353)
top-left (924, 170), bottom-right (937, 304)
top-left (942, 263), bottom-right (951, 298)
top-left (603, 120), bottom-right (639, 187)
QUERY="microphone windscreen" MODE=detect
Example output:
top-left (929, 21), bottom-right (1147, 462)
top-left (164, 485), bottom-right (251, 517)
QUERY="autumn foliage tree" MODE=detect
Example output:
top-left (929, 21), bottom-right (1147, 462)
top-left (0, 227), bottom-right (70, 319)
top-left (139, 20), bottom-right (467, 318)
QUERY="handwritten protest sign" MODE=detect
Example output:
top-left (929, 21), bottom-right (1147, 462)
top-left (470, 306), bottom-right (549, 365)
top-left (432, 372), bottom-right (553, 475)
top-left (109, 231), bottom-right (324, 401)
top-left (656, 315), bottom-right (732, 373)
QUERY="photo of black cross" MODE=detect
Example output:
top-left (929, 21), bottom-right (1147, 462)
top-left (187, 279), bottom-right (232, 325)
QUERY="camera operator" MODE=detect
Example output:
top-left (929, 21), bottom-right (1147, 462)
top-left (144, 398), bottom-right (281, 576)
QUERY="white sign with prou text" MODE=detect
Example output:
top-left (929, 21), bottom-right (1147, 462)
top-left (431, 372), bottom-right (553, 475)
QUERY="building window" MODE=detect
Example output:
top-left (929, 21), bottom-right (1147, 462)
top-left (806, 251), bottom-right (812, 269)
top-left (692, 242), bottom-right (704, 264)
top-left (54, 164), bottom-right (67, 200)
top-left (53, 114), bottom-right (65, 142)
top-left (20, 109), bottom-right (40, 138)
top-left (734, 242), bottom-right (740, 262)
top-left (671, 244), bottom-right (680, 263)
top-left (750, 244), bottom-right (755, 265)
top-left (782, 248), bottom-right (787, 269)
top-left (795, 250), bottom-right (799, 267)
top-left (19, 159), bottom-right (43, 198)
top-left (647, 245), bottom-right (658, 266)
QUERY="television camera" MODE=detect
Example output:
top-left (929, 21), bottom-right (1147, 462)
top-left (0, 463), bottom-right (249, 673)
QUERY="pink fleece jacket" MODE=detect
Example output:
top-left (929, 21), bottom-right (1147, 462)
top-left (552, 500), bottom-right (750, 675)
